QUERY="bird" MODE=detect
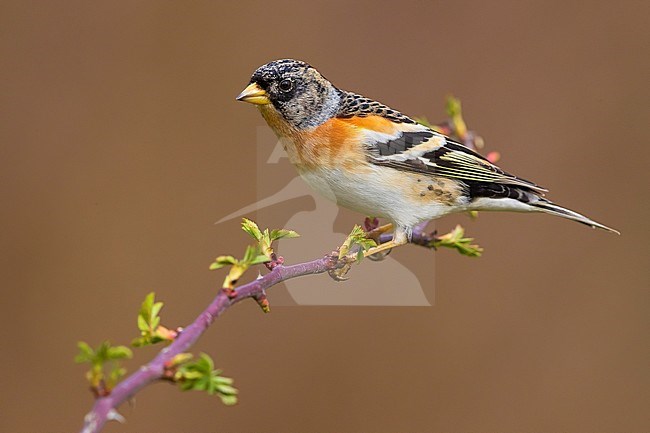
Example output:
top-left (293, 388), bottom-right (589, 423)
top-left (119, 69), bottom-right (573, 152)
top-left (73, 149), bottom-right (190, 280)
top-left (236, 59), bottom-right (618, 258)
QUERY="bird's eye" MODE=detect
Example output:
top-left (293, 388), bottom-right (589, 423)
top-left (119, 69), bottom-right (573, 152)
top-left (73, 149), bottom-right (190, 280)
top-left (278, 79), bottom-right (293, 92)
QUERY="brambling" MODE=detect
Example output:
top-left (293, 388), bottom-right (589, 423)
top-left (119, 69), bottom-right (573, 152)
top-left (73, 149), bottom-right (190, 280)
top-left (237, 59), bottom-right (618, 257)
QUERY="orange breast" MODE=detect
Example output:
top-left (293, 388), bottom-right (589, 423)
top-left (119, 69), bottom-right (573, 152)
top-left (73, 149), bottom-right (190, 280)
top-left (294, 115), bottom-right (398, 170)
top-left (260, 105), bottom-right (393, 171)
top-left (285, 118), bottom-right (367, 171)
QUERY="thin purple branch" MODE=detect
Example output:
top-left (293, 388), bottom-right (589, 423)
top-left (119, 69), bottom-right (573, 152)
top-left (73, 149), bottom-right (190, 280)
top-left (79, 226), bottom-right (441, 433)
top-left (78, 100), bottom-right (477, 432)
top-left (80, 254), bottom-right (340, 433)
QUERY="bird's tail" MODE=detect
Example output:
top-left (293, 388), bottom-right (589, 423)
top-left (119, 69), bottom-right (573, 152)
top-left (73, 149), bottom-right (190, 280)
top-left (529, 199), bottom-right (620, 234)
top-left (468, 184), bottom-right (619, 234)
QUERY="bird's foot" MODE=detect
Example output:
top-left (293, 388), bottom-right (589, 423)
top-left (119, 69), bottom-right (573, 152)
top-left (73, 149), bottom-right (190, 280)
top-left (363, 239), bottom-right (404, 259)
top-left (328, 253), bottom-right (356, 281)
top-left (328, 263), bottom-right (352, 281)
top-left (366, 248), bottom-right (392, 261)
top-left (363, 222), bottom-right (395, 261)
top-left (327, 225), bottom-right (405, 280)
top-left (365, 222), bottom-right (394, 240)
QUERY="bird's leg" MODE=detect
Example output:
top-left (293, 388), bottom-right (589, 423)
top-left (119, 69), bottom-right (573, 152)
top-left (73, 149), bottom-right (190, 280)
top-left (363, 239), bottom-right (401, 258)
top-left (365, 223), bottom-right (394, 261)
top-left (363, 227), bottom-right (409, 258)
top-left (327, 250), bottom-right (357, 282)
top-left (328, 225), bottom-right (409, 281)
top-left (365, 223), bottom-right (393, 238)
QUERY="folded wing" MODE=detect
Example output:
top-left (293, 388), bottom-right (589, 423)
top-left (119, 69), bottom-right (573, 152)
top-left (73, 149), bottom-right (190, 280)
top-left (361, 120), bottom-right (547, 193)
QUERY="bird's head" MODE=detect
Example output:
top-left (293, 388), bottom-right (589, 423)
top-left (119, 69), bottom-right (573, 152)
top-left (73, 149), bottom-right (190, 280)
top-left (236, 59), bottom-right (341, 129)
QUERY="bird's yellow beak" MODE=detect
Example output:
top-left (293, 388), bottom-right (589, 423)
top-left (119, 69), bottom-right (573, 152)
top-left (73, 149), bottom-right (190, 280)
top-left (236, 83), bottom-right (270, 105)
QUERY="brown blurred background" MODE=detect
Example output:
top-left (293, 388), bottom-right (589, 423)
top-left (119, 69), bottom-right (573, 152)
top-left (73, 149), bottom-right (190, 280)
top-left (1, 1), bottom-right (648, 432)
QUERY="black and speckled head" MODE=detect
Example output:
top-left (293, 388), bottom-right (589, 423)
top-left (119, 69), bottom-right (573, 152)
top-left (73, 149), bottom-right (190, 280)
top-left (237, 59), bottom-right (341, 129)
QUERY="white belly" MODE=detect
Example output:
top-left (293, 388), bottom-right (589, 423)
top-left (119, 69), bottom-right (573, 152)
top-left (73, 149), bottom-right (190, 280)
top-left (298, 166), bottom-right (457, 228)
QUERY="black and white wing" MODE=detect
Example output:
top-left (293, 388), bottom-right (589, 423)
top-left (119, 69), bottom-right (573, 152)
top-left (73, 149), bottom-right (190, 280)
top-left (364, 122), bottom-right (548, 194)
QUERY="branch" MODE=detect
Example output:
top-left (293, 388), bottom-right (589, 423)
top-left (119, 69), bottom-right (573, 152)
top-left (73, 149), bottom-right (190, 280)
top-left (78, 95), bottom-right (485, 432)
top-left (80, 253), bottom-right (341, 433)
top-left (80, 220), bottom-right (483, 432)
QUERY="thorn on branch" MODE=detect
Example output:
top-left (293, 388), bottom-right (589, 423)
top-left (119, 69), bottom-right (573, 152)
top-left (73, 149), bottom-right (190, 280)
top-left (253, 292), bottom-right (271, 313)
top-left (106, 409), bottom-right (125, 424)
